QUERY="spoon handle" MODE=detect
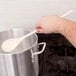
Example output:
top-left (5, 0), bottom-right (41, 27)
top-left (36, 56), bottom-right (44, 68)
top-left (60, 10), bottom-right (74, 17)
top-left (21, 30), bottom-right (37, 39)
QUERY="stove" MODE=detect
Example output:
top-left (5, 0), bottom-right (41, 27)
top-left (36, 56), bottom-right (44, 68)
top-left (37, 33), bottom-right (76, 76)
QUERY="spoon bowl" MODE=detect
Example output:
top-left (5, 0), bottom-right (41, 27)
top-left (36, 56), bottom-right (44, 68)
top-left (2, 30), bottom-right (37, 52)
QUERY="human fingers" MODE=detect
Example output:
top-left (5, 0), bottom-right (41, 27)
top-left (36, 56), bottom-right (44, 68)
top-left (36, 24), bottom-right (42, 33)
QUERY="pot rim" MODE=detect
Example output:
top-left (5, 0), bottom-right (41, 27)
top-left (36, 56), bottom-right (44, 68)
top-left (0, 28), bottom-right (38, 55)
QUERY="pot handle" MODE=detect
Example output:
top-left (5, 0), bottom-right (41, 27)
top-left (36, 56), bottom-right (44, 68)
top-left (33, 42), bottom-right (46, 56)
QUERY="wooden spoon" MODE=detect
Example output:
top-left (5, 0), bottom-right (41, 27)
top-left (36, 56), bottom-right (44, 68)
top-left (1, 10), bottom-right (74, 52)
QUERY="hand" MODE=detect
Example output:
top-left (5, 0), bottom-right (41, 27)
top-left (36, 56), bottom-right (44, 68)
top-left (36, 15), bottom-right (62, 34)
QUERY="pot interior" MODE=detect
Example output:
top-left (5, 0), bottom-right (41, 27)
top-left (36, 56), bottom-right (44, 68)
top-left (0, 28), bottom-right (38, 54)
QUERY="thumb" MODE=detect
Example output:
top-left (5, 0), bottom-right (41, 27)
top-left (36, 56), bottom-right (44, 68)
top-left (36, 27), bottom-right (43, 33)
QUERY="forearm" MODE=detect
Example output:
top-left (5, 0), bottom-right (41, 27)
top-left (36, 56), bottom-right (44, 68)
top-left (58, 18), bottom-right (76, 47)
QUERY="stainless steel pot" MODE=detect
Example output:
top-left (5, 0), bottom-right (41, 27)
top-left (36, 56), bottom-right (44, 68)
top-left (0, 28), bottom-right (46, 76)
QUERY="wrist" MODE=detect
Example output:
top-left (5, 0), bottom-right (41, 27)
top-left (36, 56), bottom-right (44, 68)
top-left (50, 16), bottom-right (66, 33)
top-left (56, 17), bottom-right (68, 35)
top-left (57, 18), bottom-right (75, 37)
top-left (51, 16), bottom-right (67, 33)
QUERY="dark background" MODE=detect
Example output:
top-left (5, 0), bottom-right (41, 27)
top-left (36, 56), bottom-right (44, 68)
top-left (37, 33), bottom-right (76, 76)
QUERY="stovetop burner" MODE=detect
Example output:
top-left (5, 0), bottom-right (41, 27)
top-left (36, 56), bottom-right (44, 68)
top-left (38, 33), bottom-right (76, 76)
